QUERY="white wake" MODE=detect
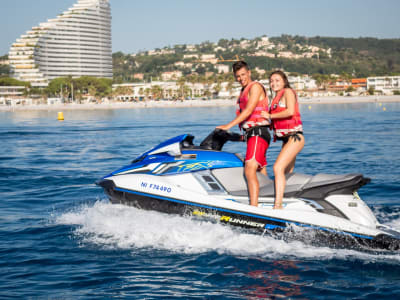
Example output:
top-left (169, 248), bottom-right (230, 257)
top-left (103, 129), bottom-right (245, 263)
top-left (54, 200), bottom-right (400, 263)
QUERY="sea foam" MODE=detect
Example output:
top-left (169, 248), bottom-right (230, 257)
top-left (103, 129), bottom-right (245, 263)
top-left (55, 200), bottom-right (400, 263)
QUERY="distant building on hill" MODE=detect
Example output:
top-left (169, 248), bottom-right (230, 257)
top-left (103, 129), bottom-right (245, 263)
top-left (8, 0), bottom-right (112, 87)
top-left (216, 64), bottom-right (230, 74)
top-left (133, 73), bottom-right (144, 80)
top-left (161, 71), bottom-right (183, 81)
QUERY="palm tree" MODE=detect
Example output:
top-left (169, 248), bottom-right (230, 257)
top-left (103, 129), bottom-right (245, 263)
top-left (144, 88), bottom-right (151, 101)
top-left (177, 77), bottom-right (186, 101)
top-left (151, 85), bottom-right (162, 100)
top-left (313, 74), bottom-right (331, 90)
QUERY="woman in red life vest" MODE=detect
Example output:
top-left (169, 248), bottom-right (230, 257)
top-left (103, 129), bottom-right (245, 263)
top-left (216, 61), bottom-right (271, 207)
top-left (261, 70), bottom-right (304, 209)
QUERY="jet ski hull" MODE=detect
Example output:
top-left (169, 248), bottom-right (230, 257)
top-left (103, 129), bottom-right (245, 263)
top-left (98, 178), bottom-right (400, 251)
top-left (97, 132), bottom-right (400, 251)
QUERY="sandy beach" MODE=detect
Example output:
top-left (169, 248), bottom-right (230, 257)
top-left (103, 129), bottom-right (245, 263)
top-left (0, 95), bottom-right (399, 112)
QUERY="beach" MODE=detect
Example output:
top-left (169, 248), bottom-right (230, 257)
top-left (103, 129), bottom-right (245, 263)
top-left (0, 95), bottom-right (399, 111)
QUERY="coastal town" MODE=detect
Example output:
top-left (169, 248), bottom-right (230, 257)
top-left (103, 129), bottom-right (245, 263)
top-left (0, 1), bottom-right (399, 108)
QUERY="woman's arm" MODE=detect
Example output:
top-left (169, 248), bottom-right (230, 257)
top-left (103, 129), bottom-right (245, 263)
top-left (262, 89), bottom-right (296, 120)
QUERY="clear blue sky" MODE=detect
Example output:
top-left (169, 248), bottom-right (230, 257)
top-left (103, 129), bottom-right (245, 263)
top-left (1, 0), bottom-right (399, 55)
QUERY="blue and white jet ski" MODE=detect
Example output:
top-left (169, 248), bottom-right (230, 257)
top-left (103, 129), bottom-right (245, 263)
top-left (97, 130), bottom-right (400, 251)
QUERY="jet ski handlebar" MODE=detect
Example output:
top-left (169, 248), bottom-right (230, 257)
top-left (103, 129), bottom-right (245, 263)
top-left (199, 129), bottom-right (242, 151)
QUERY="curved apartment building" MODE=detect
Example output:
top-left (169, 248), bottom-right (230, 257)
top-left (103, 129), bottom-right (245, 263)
top-left (9, 0), bottom-right (112, 87)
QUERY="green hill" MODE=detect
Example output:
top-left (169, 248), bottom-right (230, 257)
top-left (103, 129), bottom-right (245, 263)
top-left (113, 35), bottom-right (400, 83)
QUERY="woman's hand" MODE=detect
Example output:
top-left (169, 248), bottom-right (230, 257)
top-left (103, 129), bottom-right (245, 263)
top-left (261, 111), bottom-right (270, 119)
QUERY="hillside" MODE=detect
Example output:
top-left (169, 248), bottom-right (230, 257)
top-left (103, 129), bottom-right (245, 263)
top-left (2, 35), bottom-right (399, 81)
top-left (113, 35), bottom-right (400, 83)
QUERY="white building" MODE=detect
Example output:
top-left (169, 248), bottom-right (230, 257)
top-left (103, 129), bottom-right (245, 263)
top-left (254, 67), bottom-right (266, 76)
top-left (216, 64), bottom-right (230, 74)
top-left (9, 0), bottom-right (112, 87)
top-left (251, 51), bottom-right (275, 58)
top-left (0, 86), bottom-right (26, 98)
top-left (257, 36), bottom-right (270, 48)
top-left (367, 76), bottom-right (400, 95)
top-left (240, 40), bottom-right (251, 48)
top-left (161, 71), bottom-right (183, 81)
top-left (200, 54), bottom-right (217, 63)
top-left (113, 81), bottom-right (210, 101)
top-left (186, 45), bottom-right (196, 52)
top-left (183, 54), bottom-right (199, 59)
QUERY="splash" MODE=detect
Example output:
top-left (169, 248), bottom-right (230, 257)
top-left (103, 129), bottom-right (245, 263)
top-left (55, 201), bottom-right (400, 262)
top-left (373, 206), bottom-right (400, 229)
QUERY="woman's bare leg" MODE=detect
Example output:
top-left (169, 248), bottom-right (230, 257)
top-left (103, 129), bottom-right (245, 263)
top-left (286, 157), bottom-right (296, 174)
top-left (273, 136), bottom-right (304, 209)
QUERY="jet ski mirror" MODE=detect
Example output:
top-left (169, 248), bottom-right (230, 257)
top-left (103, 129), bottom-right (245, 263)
top-left (200, 129), bottom-right (242, 151)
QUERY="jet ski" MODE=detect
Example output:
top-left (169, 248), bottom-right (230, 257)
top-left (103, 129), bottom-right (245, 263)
top-left (97, 129), bottom-right (400, 251)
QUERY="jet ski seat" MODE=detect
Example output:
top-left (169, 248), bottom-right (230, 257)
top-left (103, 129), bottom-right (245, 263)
top-left (212, 167), bottom-right (368, 201)
top-left (211, 167), bottom-right (273, 195)
top-left (212, 167), bottom-right (313, 198)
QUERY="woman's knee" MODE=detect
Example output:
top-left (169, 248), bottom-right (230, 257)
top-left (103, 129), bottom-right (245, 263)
top-left (273, 162), bottom-right (285, 174)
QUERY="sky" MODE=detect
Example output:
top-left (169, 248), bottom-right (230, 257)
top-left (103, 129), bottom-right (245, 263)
top-left (1, 0), bottom-right (400, 55)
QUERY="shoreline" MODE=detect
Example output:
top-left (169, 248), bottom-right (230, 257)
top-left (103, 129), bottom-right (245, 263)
top-left (0, 95), bottom-right (399, 112)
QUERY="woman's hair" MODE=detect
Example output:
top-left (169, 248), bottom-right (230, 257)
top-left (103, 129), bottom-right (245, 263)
top-left (269, 70), bottom-right (291, 89)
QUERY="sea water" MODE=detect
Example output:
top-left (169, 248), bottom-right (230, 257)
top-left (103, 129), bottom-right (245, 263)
top-left (0, 102), bottom-right (399, 299)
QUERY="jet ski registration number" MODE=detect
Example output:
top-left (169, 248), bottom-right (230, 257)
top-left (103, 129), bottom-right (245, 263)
top-left (141, 181), bottom-right (172, 193)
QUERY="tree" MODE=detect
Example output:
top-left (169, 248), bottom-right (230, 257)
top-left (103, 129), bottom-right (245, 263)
top-left (213, 82), bottom-right (222, 98)
top-left (368, 87), bottom-right (375, 95)
top-left (0, 77), bottom-right (30, 87)
top-left (177, 77), bottom-right (186, 100)
top-left (312, 74), bottom-right (331, 90)
top-left (144, 87), bottom-right (151, 100)
top-left (340, 72), bottom-right (353, 82)
top-left (226, 80), bottom-right (235, 98)
top-left (0, 64), bottom-right (10, 76)
top-left (113, 86), bottom-right (133, 97)
top-left (46, 76), bottom-right (112, 101)
top-left (151, 85), bottom-right (163, 100)
top-left (46, 77), bottom-right (71, 98)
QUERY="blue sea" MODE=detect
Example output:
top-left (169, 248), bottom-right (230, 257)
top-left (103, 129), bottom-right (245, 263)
top-left (1, 102), bottom-right (400, 299)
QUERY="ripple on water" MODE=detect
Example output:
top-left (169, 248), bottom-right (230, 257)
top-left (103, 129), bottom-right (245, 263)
top-left (1, 104), bottom-right (400, 298)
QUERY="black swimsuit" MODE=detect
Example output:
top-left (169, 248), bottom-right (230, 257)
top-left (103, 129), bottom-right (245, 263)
top-left (276, 131), bottom-right (303, 143)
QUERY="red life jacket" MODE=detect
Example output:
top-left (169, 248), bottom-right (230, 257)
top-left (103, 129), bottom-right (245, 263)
top-left (270, 88), bottom-right (303, 138)
top-left (235, 81), bottom-right (270, 129)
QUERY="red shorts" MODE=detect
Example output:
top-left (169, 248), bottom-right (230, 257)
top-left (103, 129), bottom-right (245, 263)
top-left (245, 136), bottom-right (269, 168)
